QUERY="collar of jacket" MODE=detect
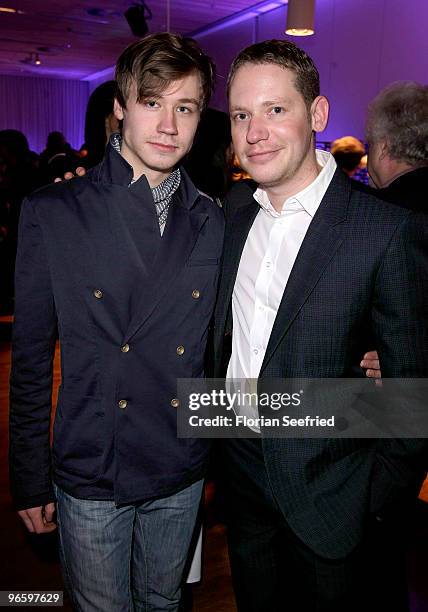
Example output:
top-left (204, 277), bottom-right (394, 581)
top-left (378, 166), bottom-right (428, 211)
top-left (92, 142), bottom-right (201, 211)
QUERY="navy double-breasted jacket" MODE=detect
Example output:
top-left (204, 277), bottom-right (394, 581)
top-left (9, 144), bottom-right (225, 510)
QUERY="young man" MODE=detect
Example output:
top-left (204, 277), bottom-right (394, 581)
top-left (214, 40), bottom-right (428, 611)
top-left (9, 33), bottom-right (223, 611)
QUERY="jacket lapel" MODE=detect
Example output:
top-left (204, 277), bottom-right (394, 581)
top-left (124, 184), bottom-right (208, 342)
top-left (216, 198), bottom-right (259, 336)
top-left (260, 170), bottom-right (350, 374)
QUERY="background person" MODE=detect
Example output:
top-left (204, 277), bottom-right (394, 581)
top-left (366, 80), bottom-right (428, 212)
top-left (330, 135), bottom-right (367, 178)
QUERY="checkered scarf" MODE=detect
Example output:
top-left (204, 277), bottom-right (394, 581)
top-left (111, 133), bottom-right (181, 234)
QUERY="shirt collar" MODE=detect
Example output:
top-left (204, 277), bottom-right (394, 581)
top-left (93, 134), bottom-right (202, 210)
top-left (254, 150), bottom-right (337, 217)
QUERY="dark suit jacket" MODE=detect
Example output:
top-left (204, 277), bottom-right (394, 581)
top-left (375, 166), bottom-right (428, 213)
top-left (214, 169), bottom-right (428, 558)
top-left (9, 144), bottom-right (225, 510)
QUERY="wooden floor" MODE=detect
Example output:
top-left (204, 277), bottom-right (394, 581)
top-left (1, 322), bottom-right (427, 611)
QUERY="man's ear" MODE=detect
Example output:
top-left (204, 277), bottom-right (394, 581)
top-left (113, 98), bottom-right (125, 121)
top-left (378, 140), bottom-right (389, 160)
top-left (310, 96), bottom-right (329, 133)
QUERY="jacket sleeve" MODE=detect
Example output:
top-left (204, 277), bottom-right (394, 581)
top-left (372, 211), bottom-right (428, 377)
top-left (222, 179), bottom-right (257, 221)
top-left (370, 211), bottom-right (428, 511)
top-left (9, 197), bottom-right (58, 510)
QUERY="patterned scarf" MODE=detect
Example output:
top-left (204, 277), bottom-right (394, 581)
top-left (111, 133), bottom-right (181, 234)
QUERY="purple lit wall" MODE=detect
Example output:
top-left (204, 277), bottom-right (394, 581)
top-left (1, 0), bottom-right (426, 151)
top-left (0, 75), bottom-right (89, 154)
top-left (85, 69), bottom-right (115, 95)
top-left (194, 0), bottom-right (428, 142)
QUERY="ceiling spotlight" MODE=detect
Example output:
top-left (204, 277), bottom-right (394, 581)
top-left (124, 1), bottom-right (152, 37)
top-left (0, 6), bottom-right (17, 12)
top-left (20, 52), bottom-right (42, 66)
top-left (285, 0), bottom-right (315, 36)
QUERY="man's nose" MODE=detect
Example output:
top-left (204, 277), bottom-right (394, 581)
top-left (158, 108), bottom-right (178, 134)
top-left (246, 116), bottom-right (269, 144)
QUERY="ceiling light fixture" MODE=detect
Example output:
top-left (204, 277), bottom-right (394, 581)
top-left (20, 52), bottom-right (42, 66)
top-left (0, 6), bottom-right (17, 12)
top-left (124, 1), bottom-right (152, 37)
top-left (285, 0), bottom-right (315, 36)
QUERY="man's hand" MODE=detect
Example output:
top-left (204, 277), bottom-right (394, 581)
top-left (18, 503), bottom-right (57, 534)
top-left (54, 166), bottom-right (86, 183)
top-left (360, 350), bottom-right (380, 378)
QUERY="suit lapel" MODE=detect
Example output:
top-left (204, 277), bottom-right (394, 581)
top-left (260, 170), bottom-right (350, 373)
top-left (217, 198), bottom-right (259, 336)
top-left (260, 220), bottom-right (344, 373)
top-left (124, 197), bottom-right (208, 342)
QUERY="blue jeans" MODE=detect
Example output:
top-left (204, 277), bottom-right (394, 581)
top-left (54, 480), bottom-right (203, 611)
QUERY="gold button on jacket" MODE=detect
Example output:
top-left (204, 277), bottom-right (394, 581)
top-left (118, 399), bottom-right (128, 409)
top-left (121, 344), bottom-right (130, 353)
top-left (171, 398), bottom-right (180, 408)
top-left (176, 345), bottom-right (185, 356)
top-left (192, 289), bottom-right (200, 299)
top-left (93, 289), bottom-right (103, 299)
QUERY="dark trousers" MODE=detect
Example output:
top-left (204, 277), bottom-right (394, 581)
top-left (220, 438), bottom-right (409, 612)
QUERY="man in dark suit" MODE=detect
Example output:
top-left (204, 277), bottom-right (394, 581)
top-left (9, 33), bottom-right (224, 611)
top-left (366, 80), bottom-right (428, 212)
top-left (213, 40), bottom-right (428, 611)
top-left (356, 81), bottom-right (428, 377)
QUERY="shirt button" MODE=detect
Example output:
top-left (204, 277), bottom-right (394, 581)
top-left (253, 348), bottom-right (259, 355)
top-left (93, 289), bottom-right (103, 299)
top-left (265, 261), bottom-right (271, 268)
top-left (171, 398), bottom-right (180, 408)
top-left (121, 343), bottom-right (130, 353)
top-left (192, 289), bottom-right (200, 299)
top-left (176, 345), bottom-right (185, 356)
top-left (118, 399), bottom-right (128, 409)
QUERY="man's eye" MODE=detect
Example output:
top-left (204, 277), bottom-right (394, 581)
top-left (177, 106), bottom-right (191, 113)
top-left (270, 106), bottom-right (284, 115)
top-left (234, 113), bottom-right (247, 121)
top-left (145, 100), bottom-right (159, 108)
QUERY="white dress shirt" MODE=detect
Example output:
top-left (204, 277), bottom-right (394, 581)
top-left (227, 150), bottom-right (337, 389)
